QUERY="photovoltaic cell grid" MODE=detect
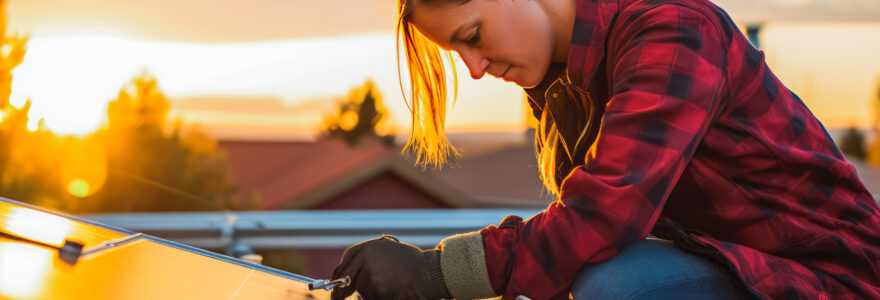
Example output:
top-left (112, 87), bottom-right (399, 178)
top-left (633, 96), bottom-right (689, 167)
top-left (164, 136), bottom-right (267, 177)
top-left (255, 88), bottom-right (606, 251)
top-left (0, 197), bottom-right (331, 300)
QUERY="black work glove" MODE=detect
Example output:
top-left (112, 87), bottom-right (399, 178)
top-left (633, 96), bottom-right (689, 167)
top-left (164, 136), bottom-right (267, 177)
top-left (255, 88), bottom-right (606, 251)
top-left (331, 235), bottom-right (451, 300)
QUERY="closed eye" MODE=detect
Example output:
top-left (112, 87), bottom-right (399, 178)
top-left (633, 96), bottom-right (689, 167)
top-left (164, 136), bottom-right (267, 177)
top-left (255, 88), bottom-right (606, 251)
top-left (466, 27), bottom-right (481, 46)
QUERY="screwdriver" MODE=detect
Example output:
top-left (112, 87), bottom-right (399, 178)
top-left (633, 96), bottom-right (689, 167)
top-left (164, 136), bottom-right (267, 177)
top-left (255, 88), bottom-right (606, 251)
top-left (308, 276), bottom-right (351, 291)
top-left (307, 276), bottom-right (530, 300)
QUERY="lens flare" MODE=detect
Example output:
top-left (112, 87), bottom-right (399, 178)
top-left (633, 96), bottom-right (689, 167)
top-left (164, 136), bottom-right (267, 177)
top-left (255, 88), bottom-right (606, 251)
top-left (68, 179), bottom-right (91, 198)
top-left (59, 140), bottom-right (108, 198)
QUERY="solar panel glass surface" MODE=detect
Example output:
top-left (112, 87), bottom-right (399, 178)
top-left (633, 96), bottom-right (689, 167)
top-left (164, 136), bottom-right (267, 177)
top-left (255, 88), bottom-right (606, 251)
top-left (0, 198), bottom-right (332, 300)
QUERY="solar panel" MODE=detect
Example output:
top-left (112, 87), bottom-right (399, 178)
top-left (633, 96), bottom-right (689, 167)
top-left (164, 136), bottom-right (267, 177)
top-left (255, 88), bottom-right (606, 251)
top-left (0, 197), bottom-right (331, 300)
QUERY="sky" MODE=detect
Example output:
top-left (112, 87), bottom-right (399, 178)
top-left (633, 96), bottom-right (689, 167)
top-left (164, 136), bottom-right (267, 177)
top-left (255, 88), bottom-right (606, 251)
top-left (6, 0), bottom-right (880, 139)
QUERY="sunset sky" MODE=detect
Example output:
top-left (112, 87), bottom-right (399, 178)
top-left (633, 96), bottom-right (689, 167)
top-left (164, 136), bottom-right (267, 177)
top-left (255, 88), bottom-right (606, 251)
top-left (6, 0), bottom-right (880, 139)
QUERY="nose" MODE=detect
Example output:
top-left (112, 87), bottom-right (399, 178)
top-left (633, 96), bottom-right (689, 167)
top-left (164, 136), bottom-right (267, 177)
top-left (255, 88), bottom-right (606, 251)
top-left (459, 50), bottom-right (490, 79)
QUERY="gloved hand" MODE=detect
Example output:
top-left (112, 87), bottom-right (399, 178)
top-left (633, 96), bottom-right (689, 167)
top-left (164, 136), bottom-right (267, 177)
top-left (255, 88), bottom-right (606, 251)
top-left (330, 235), bottom-right (451, 300)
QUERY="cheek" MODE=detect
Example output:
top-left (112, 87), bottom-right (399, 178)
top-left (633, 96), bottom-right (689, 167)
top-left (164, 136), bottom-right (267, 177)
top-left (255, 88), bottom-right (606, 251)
top-left (505, 12), bottom-right (554, 85)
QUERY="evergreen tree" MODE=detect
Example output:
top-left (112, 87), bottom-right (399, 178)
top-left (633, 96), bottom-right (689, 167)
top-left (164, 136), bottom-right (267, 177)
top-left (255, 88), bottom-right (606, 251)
top-left (320, 79), bottom-right (395, 146)
top-left (81, 70), bottom-right (243, 212)
top-left (0, 0), bottom-right (54, 205)
top-left (0, 0), bottom-right (247, 212)
top-left (0, 0), bottom-right (27, 109)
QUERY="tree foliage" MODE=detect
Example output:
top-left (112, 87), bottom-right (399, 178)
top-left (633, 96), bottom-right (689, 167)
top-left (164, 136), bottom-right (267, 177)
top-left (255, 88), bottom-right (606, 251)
top-left (320, 79), bottom-right (395, 146)
top-left (79, 70), bottom-right (242, 212)
top-left (0, 67), bottom-right (248, 212)
top-left (0, 0), bottom-right (244, 212)
top-left (0, 101), bottom-right (64, 207)
top-left (0, 0), bottom-right (57, 206)
top-left (0, 0), bottom-right (27, 109)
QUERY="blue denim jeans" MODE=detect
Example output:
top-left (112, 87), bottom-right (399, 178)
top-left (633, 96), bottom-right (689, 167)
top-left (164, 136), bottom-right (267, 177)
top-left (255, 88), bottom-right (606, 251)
top-left (570, 238), bottom-right (755, 300)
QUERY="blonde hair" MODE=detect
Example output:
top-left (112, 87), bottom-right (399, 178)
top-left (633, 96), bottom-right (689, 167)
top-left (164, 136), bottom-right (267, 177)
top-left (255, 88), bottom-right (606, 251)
top-left (535, 108), bottom-right (565, 197)
top-left (397, 0), bottom-right (462, 168)
top-left (397, 0), bottom-right (567, 196)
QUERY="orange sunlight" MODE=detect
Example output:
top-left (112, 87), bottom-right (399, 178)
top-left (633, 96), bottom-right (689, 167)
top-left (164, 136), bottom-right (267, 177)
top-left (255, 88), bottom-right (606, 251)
top-left (59, 141), bottom-right (108, 198)
top-left (10, 34), bottom-right (142, 136)
top-left (10, 32), bottom-right (527, 139)
top-left (10, 25), bottom-right (879, 139)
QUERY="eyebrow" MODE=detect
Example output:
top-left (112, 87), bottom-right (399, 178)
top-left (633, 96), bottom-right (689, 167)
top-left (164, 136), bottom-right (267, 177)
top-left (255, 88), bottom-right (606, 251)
top-left (449, 20), bottom-right (480, 45)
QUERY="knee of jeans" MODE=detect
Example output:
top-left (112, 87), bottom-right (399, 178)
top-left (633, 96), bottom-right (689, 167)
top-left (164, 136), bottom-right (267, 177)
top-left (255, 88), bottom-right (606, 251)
top-left (569, 240), bottom-right (671, 299)
top-left (570, 261), bottom-right (637, 299)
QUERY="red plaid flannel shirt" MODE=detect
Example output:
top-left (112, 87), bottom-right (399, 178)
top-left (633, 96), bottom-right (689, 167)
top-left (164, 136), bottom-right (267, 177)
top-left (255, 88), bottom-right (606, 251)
top-left (480, 0), bottom-right (880, 299)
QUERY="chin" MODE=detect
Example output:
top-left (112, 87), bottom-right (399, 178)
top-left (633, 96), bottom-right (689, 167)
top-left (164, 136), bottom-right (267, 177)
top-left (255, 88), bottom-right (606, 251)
top-left (515, 76), bottom-right (542, 89)
top-left (517, 82), bottom-right (538, 89)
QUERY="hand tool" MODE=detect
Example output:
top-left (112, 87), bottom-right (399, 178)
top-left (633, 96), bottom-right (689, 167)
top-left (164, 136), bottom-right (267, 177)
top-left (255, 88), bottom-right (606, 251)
top-left (308, 275), bottom-right (530, 300)
top-left (308, 276), bottom-right (351, 291)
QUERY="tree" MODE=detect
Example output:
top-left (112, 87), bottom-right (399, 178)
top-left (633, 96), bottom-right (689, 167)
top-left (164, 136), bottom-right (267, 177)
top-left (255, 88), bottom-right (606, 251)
top-left (0, 0), bottom-right (27, 109)
top-left (0, 1), bottom-right (244, 212)
top-left (0, 0), bottom-right (55, 206)
top-left (320, 79), bottom-right (395, 146)
top-left (78, 70), bottom-right (244, 212)
top-left (0, 100), bottom-right (64, 207)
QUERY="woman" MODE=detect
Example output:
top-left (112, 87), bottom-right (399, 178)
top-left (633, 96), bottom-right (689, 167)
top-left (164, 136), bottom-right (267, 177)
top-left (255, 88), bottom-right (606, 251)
top-left (330, 0), bottom-right (880, 299)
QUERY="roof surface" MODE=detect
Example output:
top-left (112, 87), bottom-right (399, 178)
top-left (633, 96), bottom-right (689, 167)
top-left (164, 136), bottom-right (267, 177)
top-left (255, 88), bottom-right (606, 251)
top-left (220, 138), bottom-right (551, 210)
top-left (221, 138), bottom-right (392, 209)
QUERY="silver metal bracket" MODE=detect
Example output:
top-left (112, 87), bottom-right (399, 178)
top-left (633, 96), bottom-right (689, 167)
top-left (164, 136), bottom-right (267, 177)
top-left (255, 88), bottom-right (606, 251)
top-left (81, 233), bottom-right (144, 257)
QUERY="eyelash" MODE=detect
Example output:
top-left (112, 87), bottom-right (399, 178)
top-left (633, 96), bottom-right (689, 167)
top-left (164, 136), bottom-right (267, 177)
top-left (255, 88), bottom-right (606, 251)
top-left (466, 27), bottom-right (481, 46)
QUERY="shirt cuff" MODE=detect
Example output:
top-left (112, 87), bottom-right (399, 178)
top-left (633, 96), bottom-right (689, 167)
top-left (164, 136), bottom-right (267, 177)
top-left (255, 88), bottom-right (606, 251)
top-left (438, 231), bottom-right (497, 300)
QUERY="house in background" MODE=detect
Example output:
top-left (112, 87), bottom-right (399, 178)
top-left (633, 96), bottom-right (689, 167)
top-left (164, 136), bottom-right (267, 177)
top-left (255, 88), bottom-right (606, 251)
top-left (218, 137), bottom-right (551, 210)
top-left (220, 138), bottom-right (469, 210)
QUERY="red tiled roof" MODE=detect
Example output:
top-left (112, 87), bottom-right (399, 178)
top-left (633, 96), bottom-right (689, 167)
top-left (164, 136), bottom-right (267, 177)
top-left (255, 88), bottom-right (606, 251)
top-left (219, 137), bottom-right (552, 210)
top-left (220, 138), bottom-right (392, 209)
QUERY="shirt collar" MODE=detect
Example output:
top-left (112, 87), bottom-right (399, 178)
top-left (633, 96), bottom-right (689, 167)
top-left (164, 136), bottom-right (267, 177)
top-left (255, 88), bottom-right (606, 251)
top-left (525, 0), bottom-right (622, 105)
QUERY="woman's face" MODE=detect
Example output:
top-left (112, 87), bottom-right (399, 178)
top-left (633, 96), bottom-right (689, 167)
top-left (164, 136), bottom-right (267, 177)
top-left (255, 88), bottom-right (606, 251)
top-left (409, 0), bottom-right (558, 88)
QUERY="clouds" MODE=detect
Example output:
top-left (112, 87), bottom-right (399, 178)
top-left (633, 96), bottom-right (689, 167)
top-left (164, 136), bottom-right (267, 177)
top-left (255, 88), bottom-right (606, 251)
top-left (172, 96), bottom-right (335, 116)
top-left (7, 0), bottom-right (398, 43)
top-left (170, 96), bottom-right (336, 140)
top-left (9, 0), bottom-right (880, 44)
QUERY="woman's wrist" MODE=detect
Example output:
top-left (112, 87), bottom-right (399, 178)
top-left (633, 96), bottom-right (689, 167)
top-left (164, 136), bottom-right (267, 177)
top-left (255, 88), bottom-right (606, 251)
top-left (438, 231), bottom-right (497, 300)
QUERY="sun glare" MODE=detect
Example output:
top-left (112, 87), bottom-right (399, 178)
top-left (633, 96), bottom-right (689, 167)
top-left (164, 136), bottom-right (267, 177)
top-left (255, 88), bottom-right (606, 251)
top-left (26, 118), bottom-right (39, 132)
top-left (10, 32), bottom-right (548, 138)
top-left (0, 242), bottom-right (53, 299)
top-left (10, 34), bottom-right (152, 136)
top-left (3, 207), bottom-right (74, 247)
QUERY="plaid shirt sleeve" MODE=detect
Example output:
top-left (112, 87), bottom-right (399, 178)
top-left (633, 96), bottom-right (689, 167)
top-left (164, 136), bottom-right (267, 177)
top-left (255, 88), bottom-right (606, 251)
top-left (477, 5), bottom-right (729, 299)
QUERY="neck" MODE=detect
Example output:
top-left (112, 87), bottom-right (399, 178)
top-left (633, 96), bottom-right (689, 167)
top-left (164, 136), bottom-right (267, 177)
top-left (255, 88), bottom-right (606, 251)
top-left (547, 0), bottom-right (577, 62)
